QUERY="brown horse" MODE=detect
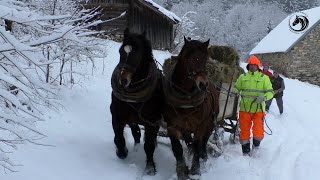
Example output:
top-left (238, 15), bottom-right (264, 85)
top-left (163, 37), bottom-right (219, 180)
top-left (110, 28), bottom-right (164, 175)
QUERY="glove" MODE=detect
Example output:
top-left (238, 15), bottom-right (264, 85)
top-left (254, 96), bottom-right (266, 104)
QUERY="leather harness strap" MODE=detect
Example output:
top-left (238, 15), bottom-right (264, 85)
top-left (111, 62), bottom-right (160, 103)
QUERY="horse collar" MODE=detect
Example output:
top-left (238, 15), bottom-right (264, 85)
top-left (164, 63), bottom-right (205, 108)
top-left (111, 62), bottom-right (160, 103)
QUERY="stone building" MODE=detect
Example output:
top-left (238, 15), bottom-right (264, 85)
top-left (250, 6), bottom-right (320, 86)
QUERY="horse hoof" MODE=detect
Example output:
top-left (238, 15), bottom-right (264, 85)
top-left (177, 174), bottom-right (189, 180)
top-left (189, 174), bottom-right (201, 180)
top-left (116, 147), bottom-right (128, 159)
top-left (177, 164), bottom-right (189, 180)
top-left (189, 166), bottom-right (200, 176)
top-left (200, 152), bottom-right (208, 160)
top-left (144, 162), bottom-right (156, 176)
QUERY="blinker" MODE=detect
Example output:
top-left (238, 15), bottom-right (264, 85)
top-left (124, 45), bottom-right (132, 54)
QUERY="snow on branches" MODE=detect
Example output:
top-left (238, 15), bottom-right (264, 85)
top-left (0, 0), bottom-right (109, 172)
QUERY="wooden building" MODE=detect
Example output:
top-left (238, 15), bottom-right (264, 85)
top-left (81, 0), bottom-right (181, 50)
top-left (250, 6), bottom-right (320, 86)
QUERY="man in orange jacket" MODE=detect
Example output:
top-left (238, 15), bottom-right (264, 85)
top-left (234, 56), bottom-right (274, 155)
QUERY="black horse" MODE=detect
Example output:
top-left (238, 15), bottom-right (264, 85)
top-left (163, 37), bottom-right (219, 180)
top-left (110, 28), bottom-right (164, 175)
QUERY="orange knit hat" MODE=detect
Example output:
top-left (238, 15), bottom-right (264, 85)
top-left (246, 55), bottom-right (261, 71)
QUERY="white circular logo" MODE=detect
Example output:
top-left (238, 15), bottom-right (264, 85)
top-left (289, 12), bottom-right (309, 33)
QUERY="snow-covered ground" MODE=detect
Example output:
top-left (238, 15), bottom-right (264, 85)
top-left (1, 40), bottom-right (320, 180)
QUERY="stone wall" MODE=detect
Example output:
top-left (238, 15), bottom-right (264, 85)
top-left (288, 23), bottom-right (320, 85)
top-left (255, 23), bottom-right (320, 86)
top-left (255, 53), bottom-right (290, 76)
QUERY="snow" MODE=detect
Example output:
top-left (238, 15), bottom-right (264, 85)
top-left (143, 0), bottom-right (181, 23)
top-left (1, 39), bottom-right (320, 180)
top-left (250, 6), bottom-right (320, 55)
top-left (0, 4), bottom-right (70, 23)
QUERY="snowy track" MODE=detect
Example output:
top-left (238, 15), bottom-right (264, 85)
top-left (1, 42), bottom-right (320, 180)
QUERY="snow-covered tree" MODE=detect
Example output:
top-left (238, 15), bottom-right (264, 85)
top-left (170, 0), bottom-right (225, 49)
top-left (219, 2), bottom-right (287, 58)
top-left (273, 0), bottom-right (319, 13)
top-left (14, 0), bottom-right (108, 87)
top-left (0, 0), bottom-right (108, 171)
top-left (169, 0), bottom-right (287, 58)
top-left (172, 11), bottom-right (200, 52)
top-left (266, 20), bottom-right (273, 34)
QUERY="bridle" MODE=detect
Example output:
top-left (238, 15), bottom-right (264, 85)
top-left (187, 68), bottom-right (208, 81)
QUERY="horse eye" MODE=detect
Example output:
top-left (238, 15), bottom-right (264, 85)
top-left (124, 45), bottom-right (132, 53)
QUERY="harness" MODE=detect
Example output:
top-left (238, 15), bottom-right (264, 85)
top-left (163, 63), bottom-right (205, 108)
top-left (111, 62), bottom-right (160, 103)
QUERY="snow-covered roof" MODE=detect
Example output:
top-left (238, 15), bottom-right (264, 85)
top-left (250, 6), bottom-right (320, 55)
top-left (141, 0), bottom-right (181, 23)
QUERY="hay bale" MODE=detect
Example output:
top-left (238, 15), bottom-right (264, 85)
top-left (207, 59), bottom-right (244, 84)
top-left (162, 56), bottom-right (178, 76)
top-left (163, 46), bottom-right (244, 84)
top-left (163, 57), bottom-right (244, 84)
top-left (208, 45), bottom-right (240, 66)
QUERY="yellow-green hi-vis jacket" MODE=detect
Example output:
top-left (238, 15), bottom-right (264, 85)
top-left (234, 71), bottom-right (274, 113)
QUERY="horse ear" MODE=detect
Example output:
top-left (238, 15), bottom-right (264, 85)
top-left (203, 39), bottom-right (210, 48)
top-left (184, 36), bottom-right (190, 44)
top-left (124, 28), bottom-right (130, 38)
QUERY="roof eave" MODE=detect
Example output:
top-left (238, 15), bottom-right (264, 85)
top-left (284, 18), bottom-right (320, 53)
top-left (251, 9), bottom-right (320, 55)
top-left (251, 51), bottom-right (285, 55)
top-left (136, 0), bottom-right (180, 24)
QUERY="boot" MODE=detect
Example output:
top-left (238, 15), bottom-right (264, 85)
top-left (242, 143), bottom-right (250, 155)
top-left (253, 138), bottom-right (261, 148)
top-left (251, 139), bottom-right (262, 157)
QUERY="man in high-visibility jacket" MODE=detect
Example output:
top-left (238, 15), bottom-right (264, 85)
top-left (234, 55), bottom-right (274, 155)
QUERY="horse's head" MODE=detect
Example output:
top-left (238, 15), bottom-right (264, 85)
top-left (117, 28), bottom-right (153, 88)
top-left (292, 15), bottom-right (300, 26)
top-left (178, 37), bottom-right (210, 91)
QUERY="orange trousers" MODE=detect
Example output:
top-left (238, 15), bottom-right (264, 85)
top-left (239, 111), bottom-right (264, 145)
